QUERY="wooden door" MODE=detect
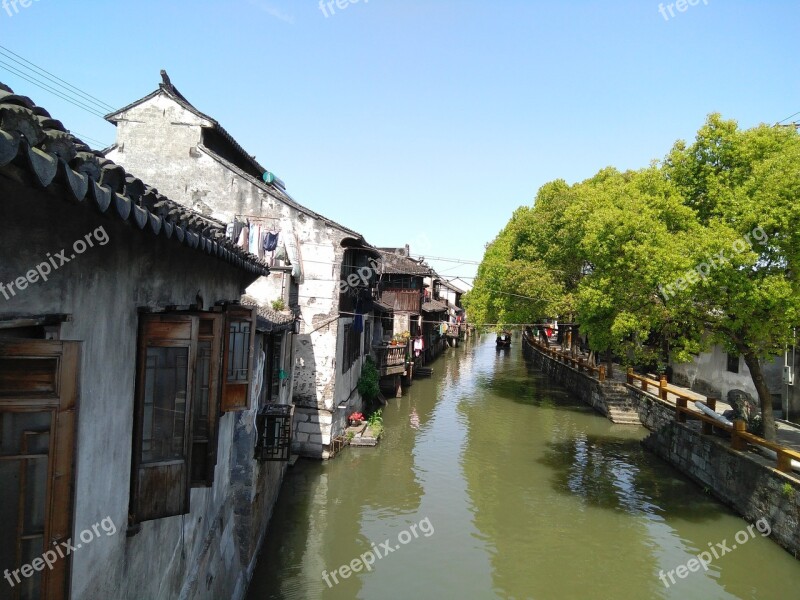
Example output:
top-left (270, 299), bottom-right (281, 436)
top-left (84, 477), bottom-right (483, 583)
top-left (0, 340), bottom-right (80, 600)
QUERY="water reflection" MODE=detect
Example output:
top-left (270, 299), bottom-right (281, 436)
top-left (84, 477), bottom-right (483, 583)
top-left (247, 336), bottom-right (800, 600)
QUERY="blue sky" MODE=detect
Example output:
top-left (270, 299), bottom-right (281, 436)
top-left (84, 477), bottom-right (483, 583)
top-left (1, 0), bottom-right (798, 282)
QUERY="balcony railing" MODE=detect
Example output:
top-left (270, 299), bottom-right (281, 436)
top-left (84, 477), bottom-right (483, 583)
top-left (374, 344), bottom-right (407, 377)
top-left (446, 324), bottom-right (463, 338)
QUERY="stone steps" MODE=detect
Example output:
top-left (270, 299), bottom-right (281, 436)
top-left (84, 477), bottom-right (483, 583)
top-left (604, 387), bottom-right (641, 424)
top-left (606, 408), bottom-right (643, 425)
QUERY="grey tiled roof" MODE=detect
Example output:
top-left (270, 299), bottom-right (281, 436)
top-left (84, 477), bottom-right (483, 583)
top-left (0, 83), bottom-right (270, 276)
top-left (106, 73), bottom-right (370, 241)
top-left (241, 295), bottom-right (295, 329)
top-left (421, 299), bottom-right (448, 313)
top-left (377, 249), bottom-right (433, 276)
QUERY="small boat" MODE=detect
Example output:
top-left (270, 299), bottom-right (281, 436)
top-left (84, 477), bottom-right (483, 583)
top-left (496, 331), bottom-right (512, 348)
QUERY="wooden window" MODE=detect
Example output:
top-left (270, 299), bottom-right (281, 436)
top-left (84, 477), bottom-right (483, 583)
top-left (727, 353), bottom-right (740, 374)
top-left (341, 323), bottom-right (362, 374)
top-left (266, 334), bottom-right (283, 404)
top-left (191, 314), bottom-right (223, 488)
top-left (287, 279), bottom-right (299, 309)
top-left (220, 306), bottom-right (257, 412)
top-left (130, 315), bottom-right (197, 525)
top-left (254, 404), bottom-right (292, 462)
top-left (342, 324), bottom-right (352, 374)
top-left (0, 340), bottom-right (79, 600)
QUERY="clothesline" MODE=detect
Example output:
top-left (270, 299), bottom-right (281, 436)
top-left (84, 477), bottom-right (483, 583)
top-left (337, 310), bottom-right (461, 326)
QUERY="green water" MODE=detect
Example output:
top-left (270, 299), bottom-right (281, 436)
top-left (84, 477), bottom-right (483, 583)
top-left (246, 336), bottom-right (800, 599)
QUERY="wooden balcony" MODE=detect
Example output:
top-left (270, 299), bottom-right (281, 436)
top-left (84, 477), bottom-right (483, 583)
top-left (446, 324), bottom-right (462, 339)
top-left (379, 289), bottom-right (421, 313)
top-left (374, 344), bottom-right (407, 377)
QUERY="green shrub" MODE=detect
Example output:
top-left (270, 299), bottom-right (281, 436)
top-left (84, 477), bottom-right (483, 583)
top-left (358, 357), bottom-right (380, 400)
top-left (271, 298), bottom-right (286, 311)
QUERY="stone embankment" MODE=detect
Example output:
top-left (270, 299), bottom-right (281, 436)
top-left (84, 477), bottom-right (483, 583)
top-left (522, 334), bottom-right (800, 558)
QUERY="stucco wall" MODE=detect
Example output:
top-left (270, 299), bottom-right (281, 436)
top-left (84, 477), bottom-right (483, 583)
top-left (107, 92), bottom-right (362, 457)
top-left (0, 178), bottom-right (283, 600)
top-left (670, 345), bottom-right (783, 406)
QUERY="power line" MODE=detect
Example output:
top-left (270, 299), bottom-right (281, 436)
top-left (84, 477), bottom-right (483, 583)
top-left (776, 110), bottom-right (800, 126)
top-left (71, 131), bottom-right (111, 148)
top-left (0, 59), bottom-right (108, 118)
top-left (0, 45), bottom-right (115, 113)
top-left (409, 254), bottom-right (481, 265)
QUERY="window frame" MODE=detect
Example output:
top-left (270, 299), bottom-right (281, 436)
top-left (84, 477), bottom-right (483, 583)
top-left (220, 305), bottom-right (257, 412)
top-left (130, 314), bottom-right (198, 525)
top-left (726, 352), bottom-right (740, 374)
top-left (189, 312), bottom-right (223, 488)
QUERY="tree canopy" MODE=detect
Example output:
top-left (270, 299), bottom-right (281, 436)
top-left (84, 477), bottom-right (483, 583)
top-left (463, 114), bottom-right (800, 440)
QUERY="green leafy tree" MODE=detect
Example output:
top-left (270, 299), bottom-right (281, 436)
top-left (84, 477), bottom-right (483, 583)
top-left (471, 114), bottom-right (800, 441)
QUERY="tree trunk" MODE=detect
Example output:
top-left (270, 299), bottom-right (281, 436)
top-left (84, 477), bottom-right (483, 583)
top-left (605, 349), bottom-right (614, 378)
top-left (740, 347), bottom-right (777, 442)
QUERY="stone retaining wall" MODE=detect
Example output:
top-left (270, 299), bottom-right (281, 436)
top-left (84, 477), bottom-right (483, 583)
top-left (522, 337), bottom-right (611, 418)
top-left (644, 422), bottom-right (800, 557)
top-left (523, 336), bottom-right (800, 558)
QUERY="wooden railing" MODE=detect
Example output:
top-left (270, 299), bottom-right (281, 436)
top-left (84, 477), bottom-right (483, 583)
top-left (374, 345), bottom-right (407, 376)
top-left (626, 368), bottom-right (800, 474)
top-left (446, 324), bottom-right (462, 338)
top-left (525, 335), bottom-right (606, 382)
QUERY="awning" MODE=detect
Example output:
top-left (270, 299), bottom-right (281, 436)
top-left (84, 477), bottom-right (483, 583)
top-left (373, 299), bottom-right (394, 313)
top-left (421, 299), bottom-right (448, 313)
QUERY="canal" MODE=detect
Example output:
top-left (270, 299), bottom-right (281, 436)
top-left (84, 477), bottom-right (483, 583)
top-left (247, 335), bottom-right (800, 599)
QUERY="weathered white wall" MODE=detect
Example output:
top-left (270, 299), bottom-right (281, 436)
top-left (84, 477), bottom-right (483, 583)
top-left (670, 345), bottom-right (783, 406)
top-left (107, 91), bottom-right (364, 458)
top-left (0, 179), bottom-right (282, 600)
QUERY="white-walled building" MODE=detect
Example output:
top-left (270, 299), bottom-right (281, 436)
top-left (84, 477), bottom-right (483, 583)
top-left (105, 73), bottom-right (378, 458)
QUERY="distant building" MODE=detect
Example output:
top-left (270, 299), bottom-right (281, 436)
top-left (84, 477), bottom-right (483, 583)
top-left (104, 72), bottom-right (379, 459)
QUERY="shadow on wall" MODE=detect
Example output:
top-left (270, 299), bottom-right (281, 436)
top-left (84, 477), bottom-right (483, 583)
top-left (291, 333), bottom-right (326, 456)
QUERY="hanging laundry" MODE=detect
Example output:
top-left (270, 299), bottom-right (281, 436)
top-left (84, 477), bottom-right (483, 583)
top-left (237, 224), bottom-right (250, 252)
top-left (258, 228), bottom-right (267, 258)
top-left (232, 219), bottom-right (244, 243)
top-left (354, 314), bottom-right (363, 333)
top-left (249, 224), bottom-right (258, 254)
top-left (264, 231), bottom-right (279, 252)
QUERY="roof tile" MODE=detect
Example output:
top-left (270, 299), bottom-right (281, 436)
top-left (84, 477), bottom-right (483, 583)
top-left (0, 82), bottom-right (269, 276)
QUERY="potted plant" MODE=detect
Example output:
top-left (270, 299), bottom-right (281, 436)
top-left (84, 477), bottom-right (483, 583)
top-left (349, 412), bottom-right (364, 427)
